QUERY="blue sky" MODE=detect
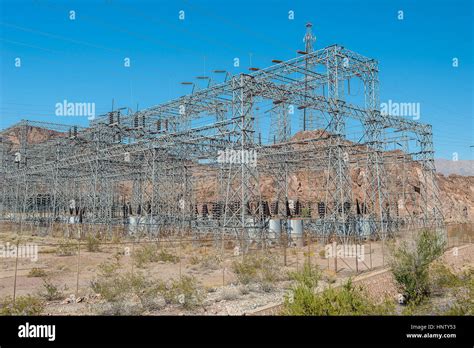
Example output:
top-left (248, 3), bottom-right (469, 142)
top-left (0, 0), bottom-right (472, 159)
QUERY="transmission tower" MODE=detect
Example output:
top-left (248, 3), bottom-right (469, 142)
top-left (301, 22), bottom-right (324, 131)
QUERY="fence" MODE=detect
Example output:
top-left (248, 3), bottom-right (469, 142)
top-left (0, 221), bottom-right (472, 310)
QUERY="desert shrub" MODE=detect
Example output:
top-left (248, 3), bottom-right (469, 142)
top-left (444, 289), bottom-right (473, 315)
top-left (0, 295), bottom-right (44, 315)
top-left (136, 285), bottom-right (166, 312)
top-left (259, 255), bottom-right (281, 291)
top-left (442, 267), bottom-right (473, 315)
top-left (132, 244), bottom-right (157, 268)
top-left (232, 256), bottom-right (259, 285)
top-left (189, 254), bottom-right (222, 270)
top-left (156, 275), bottom-right (204, 309)
top-left (111, 234), bottom-right (122, 244)
top-left (288, 262), bottom-right (320, 289)
top-left (91, 259), bottom-right (203, 313)
top-left (157, 249), bottom-right (180, 263)
top-left (189, 255), bottom-right (200, 265)
top-left (117, 273), bottom-right (165, 312)
top-left (399, 265), bottom-right (473, 315)
top-left (28, 267), bottom-right (47, 278)
top-left (429, 262), bottom-right (462, 294)
top-left (283, 279), bottom-right (394, 316)
top-left (91, 261), bottom-right (126, 302)
top-left (86, 234), bottom-right (101, 252)
top-left (221, 287), bottom-right (240, 301)
top-left (199, 254), bottom-right (222, 270)
top-left (97, 301), bottom-right (145, 316)
top-left (301, 207), bottom-right (311, 218)
top-left (389, 229), bottom-right (445, 305)
top-left (239, 285), bottom-right (250, 295)
top-left (232, 253), bottom-right (281, 288)
top-left (102, 257), bottom-right (121, 274)
top-left (56, 238), bottom-right (77, 256)
top-left (91, 260), bottom-right (165, 314)
top-left (39, 278), bottom-right (63, 301)
top-left (133, 244), bottom-right (179, 268)
top-left (91, 267), bottom-right (151, 315)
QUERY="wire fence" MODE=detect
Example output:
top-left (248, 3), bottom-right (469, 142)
top-left (0, 221), bottom-right (472, 305)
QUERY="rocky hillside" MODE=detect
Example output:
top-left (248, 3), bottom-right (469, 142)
top-left (2, 125), bottom-right (472, 223)
top-left (1, 124), bottom-right (64, 152)
top-left (195, 130), bottom-right (474, 223)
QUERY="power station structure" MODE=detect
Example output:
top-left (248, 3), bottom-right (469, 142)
top-left (0, 24), bottom-right (445, 246)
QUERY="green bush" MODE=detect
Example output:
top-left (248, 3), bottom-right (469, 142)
top-left (157, 249), bottom-right (180, 263)
top-left (86, 234), bottom-right (101, 252)
top-left (283, 279), bottom-right (394, 316)
top-left (231, 253), bottom-right (281, 288)
top-left (91, 260), bottom-right (172, 313)
top-left (91, 261), bottom-right (131, 302)
top-left (56, 238), bottom-right (77, 256)
top-left (389, 229), bottom-right (445, 305)
top-left (232, 256), bottom-right (259, 285)
top-left (443, 267), bottom-right (473, 315)
top-left (288, 262), bottom-right (320, 289)
top-left (189, 255), bottom-right (200, 265)
top-left (132, 244), bottom-right (179, 268)
top-left (429, 262), bottom-right (462, 293)
top-left (301, 207), bottom-right (311, 218)
top-left (399, 265), bottom-right (473, 315)
top-left (28, 267), bottom-right (47, 278)
top-left (39, 278), bottom-right (63, 301)
top-left (199, 254), bottom-right (223, 270)
top-left (156, 275), bottom-right (204, 309)
top-left (0, 295), bottom-right (44, 315)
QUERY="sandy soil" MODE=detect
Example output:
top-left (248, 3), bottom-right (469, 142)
top-left (0, 222), bottom-right (471, 315)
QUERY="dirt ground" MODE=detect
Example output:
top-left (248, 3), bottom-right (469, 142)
top-left (0, 221), bottom-right (471, 315)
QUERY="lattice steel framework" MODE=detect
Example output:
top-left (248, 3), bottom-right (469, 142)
top-left (0, 25), bottom-right (445, 243)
